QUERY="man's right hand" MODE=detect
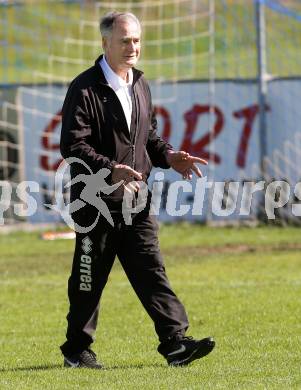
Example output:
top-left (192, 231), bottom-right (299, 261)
top-left (111, 164), bottom-right (142, 193)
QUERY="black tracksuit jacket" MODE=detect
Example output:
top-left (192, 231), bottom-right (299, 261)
top-left (60, 54), bottom-right (173, 210)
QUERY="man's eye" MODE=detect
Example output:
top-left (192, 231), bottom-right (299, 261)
top-left (122, 39), bottom-right (140, 44)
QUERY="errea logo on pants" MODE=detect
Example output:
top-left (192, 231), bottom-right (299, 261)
top-left (82, 236), bottom-right (92, 254)
top-left (80, 236), bottom-right (92, 291)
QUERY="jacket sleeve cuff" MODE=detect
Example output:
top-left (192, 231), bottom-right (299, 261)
top-left (105, 160), bottom-right (118, 171)
top-left (104, 160), bottom-right (118, 183)
top-left (164, 148), bottom-right (174, 168)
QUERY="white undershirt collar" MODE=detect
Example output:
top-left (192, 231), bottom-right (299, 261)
top-left (100, 55), bottom-right (133, 88)
top-left (99, 56), bottom-right (133, 132)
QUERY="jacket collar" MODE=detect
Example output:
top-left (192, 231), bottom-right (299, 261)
top-left (94, 54), bottom-right (143, 86)
top-left (100, 55), bottom-right (133, 90)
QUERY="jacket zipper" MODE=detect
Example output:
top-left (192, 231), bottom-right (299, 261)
top-left (131, 86), bottom-right (138, 170)
top-left (131, 87), bottom-right (139, 209)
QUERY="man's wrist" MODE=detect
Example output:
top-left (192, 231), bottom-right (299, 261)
top-left (106, 160), bottom-right (118, 183)
top-left (166, 150), bottom-right (175, 166)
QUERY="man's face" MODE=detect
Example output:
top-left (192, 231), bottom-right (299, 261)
top-left (103, 18), bottom-right (141, 76)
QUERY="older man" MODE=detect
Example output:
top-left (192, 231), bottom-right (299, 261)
top-left (60, 11), bottom-right (215, 368)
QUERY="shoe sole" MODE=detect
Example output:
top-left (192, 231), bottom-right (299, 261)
top-left (168, 338), bottom-right (215, 367)
top-left (64, 359), bottom-right (103, 369)
top-left (64, 358), bottom-right (80, 368)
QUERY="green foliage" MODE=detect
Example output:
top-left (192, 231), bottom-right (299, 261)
top-left (0, 225), bottom-right (301, 389)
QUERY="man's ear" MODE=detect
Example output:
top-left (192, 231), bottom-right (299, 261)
top-left (102, 36), bottom-right (106, 51)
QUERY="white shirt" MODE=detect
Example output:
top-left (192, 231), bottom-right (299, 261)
top-left (100, 56), bottom-right (133, 132)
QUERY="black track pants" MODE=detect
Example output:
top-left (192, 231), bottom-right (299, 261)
top-left (60, 212), bottom-right (189, 356)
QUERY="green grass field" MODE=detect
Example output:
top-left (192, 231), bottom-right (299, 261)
top-left (1, 1), bottom-right (301, 83)
top-left (0, 225), bottom-right (300, 389)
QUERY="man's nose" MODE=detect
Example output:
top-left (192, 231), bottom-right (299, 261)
top-left (129, 40), bottom-right (136, 51)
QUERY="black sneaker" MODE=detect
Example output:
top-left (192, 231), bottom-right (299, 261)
top-left (158, 336), bottom-right (215, 367)
top-left (63, 349), bottom-right (103, 369)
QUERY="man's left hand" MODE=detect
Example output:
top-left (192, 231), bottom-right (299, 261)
top-left (166, 150), bottom-right (208, 180)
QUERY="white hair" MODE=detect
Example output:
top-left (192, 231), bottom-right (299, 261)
top-left (99, 11), bottom-right (141, 37)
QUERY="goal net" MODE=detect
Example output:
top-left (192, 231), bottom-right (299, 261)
top-left (0, 0), bottom-right (301, 227)
top-left (0, 0), bottom-right (214, 227)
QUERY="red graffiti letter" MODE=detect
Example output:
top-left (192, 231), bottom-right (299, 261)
top-left (180, 104), bottom-right (224, 164)
top-left (40, 110), bottom-right (63, 171)
top-left (234, 104), bottom-right (270, 168)
top-left (154, 105), bottom-right (171, 142)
